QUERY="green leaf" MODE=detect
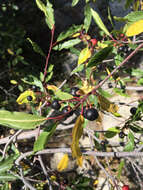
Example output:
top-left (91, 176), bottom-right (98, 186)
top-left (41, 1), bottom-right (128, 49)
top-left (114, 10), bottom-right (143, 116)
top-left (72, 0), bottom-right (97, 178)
top-left (84, 4), bottom-right (92, 32)
top-left (34, 123), bottom-right (57, 152)
top-left (71, 64), bottom-right (84, 74)
top-left (35, 0), bottom-right (55, 30)
top-left (87, 47), bottom-right (113, 68)
top-left (27, 38), bottom-right (46, 57)
top-left (0, 173), bottom-right (17, 181)
top-left (105, 127), bottom-right (120, 138)
top-left (0, 155), bottom-right (18, 173)
top-left (125, 11), bottom-right (143, 23)
top-left (72, 0), bottom-right (79, 6)
top-left (117, 160), bottom-right (125, 179)
top-left (56, 25), bottom-right (82, 42)
top-left (55, 90), bottom-right (73, 100)
top-left (53, 39), bottom-right (81, 51)
top-left (91, 8), bottom-right (110, 36)
top-left (132, 68), bottom-right (143, 77)
top-left (0, 110), bottom-right (45, 130)
top-left (124, 131), bottom-right (135, 151)
top-left (98, 88), bottom-right (112, 98)
top-left (113, 88), bottom-right (129, 97)
top-left (45, 0), bottom-right (55, 29)
top-left (115, 54), bottom-right (124, 66)
top-left (45, 64), bottom-right (54, 82)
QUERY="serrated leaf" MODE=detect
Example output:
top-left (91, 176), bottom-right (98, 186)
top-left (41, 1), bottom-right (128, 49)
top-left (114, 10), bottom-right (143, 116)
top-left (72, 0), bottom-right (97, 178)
top-left (91, 8), bottom-right (110, 36)
top-left (87, 47), bottom-right (113, 68)
top-left (16, 90), bottom-right (36, 104)
top-left (105, 127), bottom-right (120, 138)
top-left (53, 39), bottom-right (81, 50)
top-left (72, 0), bottom-right (79, 6)
top-left (27, 38), bottom-right (46, 57)
top-left (97, 94), bottom-right (118, 114)
top-left (0, 110), bottom-right (45, 129)
top-left (71, 115), bottom-right (84, 167)
top-left (34, 123), bottom-right (57, 152)
top-left (57, 25), bottom-right (83, 42)
top-left (78, 47), bottom-right (91, 65)
top-left (84, 4), bottom-right (92, 32)
top-left (57, 154), bottom-right (69, 171)
top-left (114, 88), bottom-right (129, 97)
top-left (117, 160), bottom-right (125, 179)
top-left (126, 19), bottom-right (143, 37)
top-left (55, 90), bottom-right (73, 100)
top-left (36, 0), bottom-right (55, 30)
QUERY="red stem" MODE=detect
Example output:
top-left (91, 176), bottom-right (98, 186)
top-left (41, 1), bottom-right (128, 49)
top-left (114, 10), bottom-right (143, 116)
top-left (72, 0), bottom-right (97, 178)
top-left (43, 26), bottom-right (55, 84)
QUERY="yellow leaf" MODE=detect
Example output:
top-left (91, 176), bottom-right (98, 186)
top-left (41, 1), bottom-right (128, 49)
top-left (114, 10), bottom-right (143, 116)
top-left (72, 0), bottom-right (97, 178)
top-left (93, 180), bottom-right (98, 186)
top-left (72, 32), bottom-right (80, 38)
top-left (57, 154), bottom-right (69, 172)
top-left (106, 67), bottom-right (113, 79)
top-left (7, 48), bottom-right (14, 55)
top-left (47, 85), bottom-right (58, 91)
top-left (10, 80), bottom-right (18, 85)
top-left (76, 155), bottom-right (83, 167)
top-left (97, 94), bottom-right (118, 114)
top-left (16, 90), bottom-right (36, 105)
top-left (97, 41), bottom-right (108, 48)
top-left (71, 115), bottom-right (84, 167)
top-left (78, 47), bottom-right (91, 65)
top-left (80, 80), bottom-right (94, 94)
top-left (126, 19), bottom-right (143, 37)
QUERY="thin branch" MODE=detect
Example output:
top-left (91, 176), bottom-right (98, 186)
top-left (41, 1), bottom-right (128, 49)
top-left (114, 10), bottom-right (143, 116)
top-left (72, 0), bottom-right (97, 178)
top-left (2, 129), bottom-right (22, 159)
top-left (15, 148), bottom-right (143, 165)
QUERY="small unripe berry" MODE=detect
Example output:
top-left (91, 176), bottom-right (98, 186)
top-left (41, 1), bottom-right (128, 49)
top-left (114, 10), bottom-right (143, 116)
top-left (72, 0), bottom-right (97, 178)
top-left (27, 95), bottom-right (33, 101)
top-left (51, 99), bottom-right (61, 110)
top-left (130, 107), bottom-right (137, 115)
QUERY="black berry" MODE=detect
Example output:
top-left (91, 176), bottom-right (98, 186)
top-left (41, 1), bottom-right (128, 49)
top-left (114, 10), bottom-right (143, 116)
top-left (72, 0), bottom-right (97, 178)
top-left (119, 132), bottom-right (125, 138)
top-left (108, 82), bottom-right (113, 88)
top-left (83, 108), bottom-right (99, 121)
top-left (31, 85), bottom-right (40, 92)
top-left (101, 140), bottom-right (108, 146)
top-left (120, 142), bottom-right (125, 146)
top-left (51, 99), bottom-right (61, 110)
top-left (27, 95), bottom-right (33, 101)
top-left (130, 107), bottom-right (137, 115)
top-left (61, 106), bottom-right (73, 117)
top-left (70, 87), bottom-right (80, 97)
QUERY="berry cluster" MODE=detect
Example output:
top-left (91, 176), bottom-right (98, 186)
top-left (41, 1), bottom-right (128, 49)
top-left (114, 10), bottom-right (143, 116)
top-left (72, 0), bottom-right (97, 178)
top-left (45, 87), bottom-right (99, 121)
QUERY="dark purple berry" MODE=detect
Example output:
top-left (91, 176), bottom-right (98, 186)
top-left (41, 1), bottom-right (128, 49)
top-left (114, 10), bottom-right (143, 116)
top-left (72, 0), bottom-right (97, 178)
top-left (61, 106), bottom-right (73, 117)
top-left (130, 107), bottom-right (137, 115)
top-left (27, 95), bottom-right (33, 101)
top-left (120, 142), bottom-right (125, 146)
top-left (70, 87), bottom-right (80, 97)
top-left (108, 82), bottom-right (113, 88)
top-left (119, 132), bottom-right (125, 138)
top-left (83, 108), bottom-right (99, 121)
top-left (51, 99), bottom-right (61, 110)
